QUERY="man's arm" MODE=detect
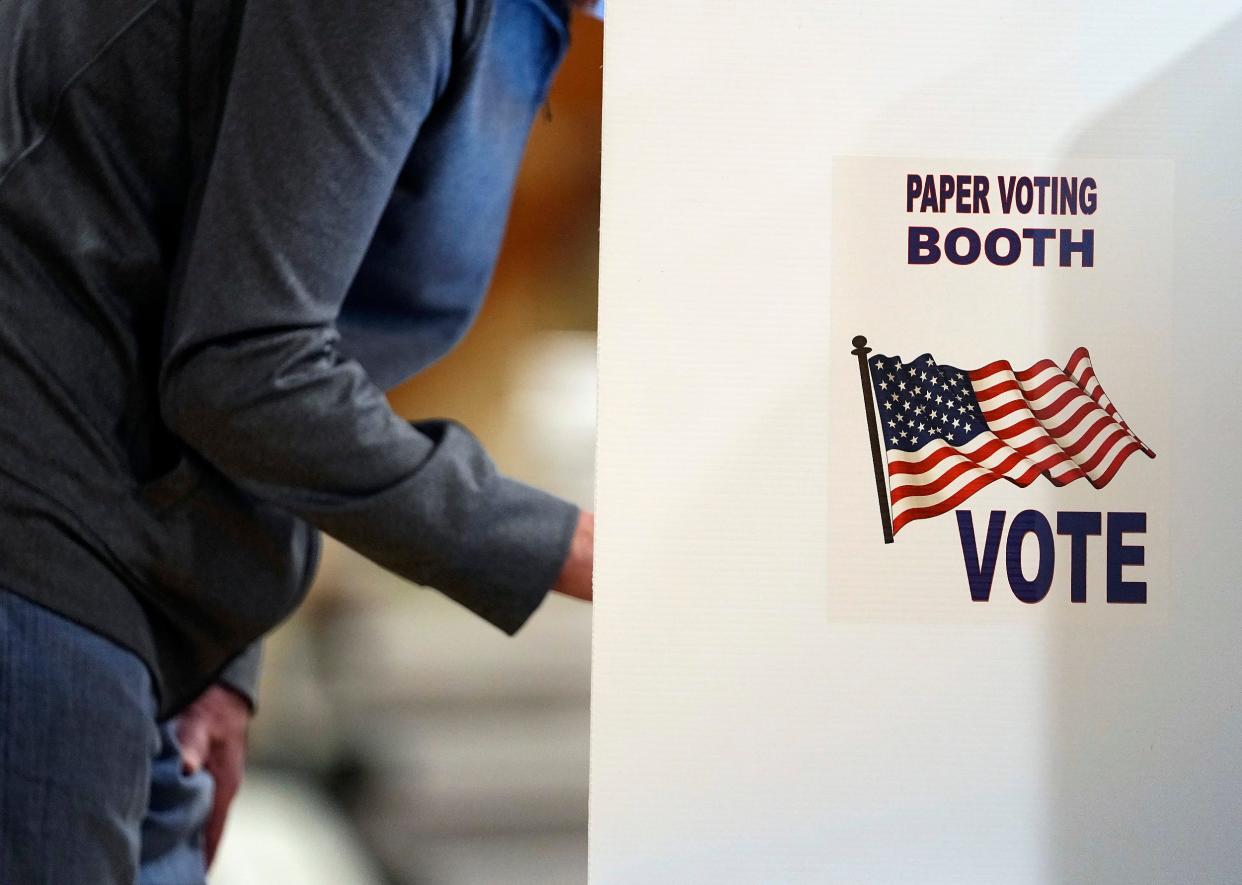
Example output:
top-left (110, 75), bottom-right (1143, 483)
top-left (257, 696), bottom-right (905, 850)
top-left (160, 0), bottom-right (581, 633)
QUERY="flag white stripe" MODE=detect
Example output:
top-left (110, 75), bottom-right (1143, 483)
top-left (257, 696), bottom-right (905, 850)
top-left (885, 436), bottom-right (987, 465)
top-left (889, 443), bottom-right (1037, 492)
top-left (891, 466), bottom-right (997, 515)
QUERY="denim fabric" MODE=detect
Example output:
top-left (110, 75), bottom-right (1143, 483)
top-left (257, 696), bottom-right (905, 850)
top-left (0, 591), bottom-right (212, 885)
top-left (0, 0), bottom-right (579, 716)
top-left (139, 723), bottom-right (214, 885)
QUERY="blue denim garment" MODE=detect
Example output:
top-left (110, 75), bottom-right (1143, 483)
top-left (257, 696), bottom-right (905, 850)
top-left (139, 723), bottom-right (215, 885)
top-left (0, 0), bottom-right (581, 716)
top-left (338, 0), bottom-right (573, 387)
top-left (0, 590), bottom-right (213, 884)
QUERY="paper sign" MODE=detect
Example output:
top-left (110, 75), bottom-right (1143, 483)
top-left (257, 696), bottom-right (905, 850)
top-left (828, 158), bottom-right (1171, 624)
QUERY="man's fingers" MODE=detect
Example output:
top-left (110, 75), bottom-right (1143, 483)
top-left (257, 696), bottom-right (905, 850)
top-left (203, 785), bottom-right (230, 867)
top-left (203, 773), bottom-right (239, 866)
top-left (552, 511), bottom-right (594, 601)
top-left (203, 743), bottom-right (244, 868)
top-left (174, 684), bottom-right (252, 868)
top-left (175, 715), bottom-right (210, 775)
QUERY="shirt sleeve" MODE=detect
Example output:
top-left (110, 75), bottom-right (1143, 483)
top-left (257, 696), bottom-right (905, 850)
top-left (216, 642), bottom-right (263, 711)
top-left (158, 0), bottom-right (579, 634)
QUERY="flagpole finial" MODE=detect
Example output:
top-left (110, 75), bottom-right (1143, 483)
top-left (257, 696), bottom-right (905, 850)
top-left (852, 335), bottom-right (870, 352)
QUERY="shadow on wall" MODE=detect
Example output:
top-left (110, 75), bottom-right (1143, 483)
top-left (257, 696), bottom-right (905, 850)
top-left (1050, 16), bottom-right (1242, 885)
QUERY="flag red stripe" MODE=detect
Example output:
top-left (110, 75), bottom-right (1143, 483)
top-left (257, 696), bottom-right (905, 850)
top-left (1077, 427), bottom-right (1135, 476)
top-left (988, 400), bottom-right (1102, 442)
top-left (1070, 361), bottom-right (1154, 455)
top-left (972, 370), bottom-right (1066, 404)
top-left (981, 387), bottom-right (1093, 425)
top-left (891, 460), bottom-right (987, 503)
top-left (892, 474), bottom-right (1002, 533)
top-left (971, 358), bottom-right (1060, 384)
top-left (888, 437), bottom-right (1005, 475)
top-left (1038, 401), bottom-right (1100, 437)
top-left (1047, 467), bottom-right (1087, 486)
top-left (1064, 346), bottom-right (1091, 378)
top-left (1087, 440), bottom-right (1144, 488)
top-left (890, 449), bottom-right (1041, 503)
top-left (995, 413), bottom-right (1111, 459)
top-left (1058, 416), bottom-right (1119, 459)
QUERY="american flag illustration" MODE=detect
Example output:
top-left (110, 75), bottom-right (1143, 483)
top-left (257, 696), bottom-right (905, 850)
top-left (851, 337), bottom-right (1155, 541)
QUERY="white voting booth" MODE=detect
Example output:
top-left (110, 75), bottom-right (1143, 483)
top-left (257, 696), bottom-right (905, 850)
top-left (590, 3), bottom-right (1242, 883)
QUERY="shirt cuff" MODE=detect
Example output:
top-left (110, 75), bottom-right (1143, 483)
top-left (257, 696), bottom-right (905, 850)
top-left (445, 471), bottom-right (581, 635)
top-left (216, 641), bottom-right (263, 711)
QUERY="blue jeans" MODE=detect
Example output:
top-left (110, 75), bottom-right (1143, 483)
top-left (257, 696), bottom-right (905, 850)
top-left (0, 590), bottom-right (214, 884)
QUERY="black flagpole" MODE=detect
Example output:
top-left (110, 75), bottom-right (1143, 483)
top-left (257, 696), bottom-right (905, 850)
top-left (851, 335), bottom-right (894, 544)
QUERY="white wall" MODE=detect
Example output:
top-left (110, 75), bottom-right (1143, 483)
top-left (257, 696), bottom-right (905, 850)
top-left (590, 4), bottom-right (1242, 882)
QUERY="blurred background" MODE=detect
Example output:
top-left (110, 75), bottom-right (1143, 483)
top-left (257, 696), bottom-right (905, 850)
top-left (209, 12), bottom-right (602, 885)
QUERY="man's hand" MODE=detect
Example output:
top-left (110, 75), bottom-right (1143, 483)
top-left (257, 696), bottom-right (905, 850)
top-left (553, 510), bottom-right (594, 601)
top-left (175, 683), bottom-right (252, 868)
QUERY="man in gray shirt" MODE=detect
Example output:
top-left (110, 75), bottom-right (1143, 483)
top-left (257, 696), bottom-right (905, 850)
top-left (0, 0), bottom-right (597, 880)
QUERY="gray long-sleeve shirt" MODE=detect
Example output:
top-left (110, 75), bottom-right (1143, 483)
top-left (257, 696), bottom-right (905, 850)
top-left (0, 0), bottom-right (580, 717)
